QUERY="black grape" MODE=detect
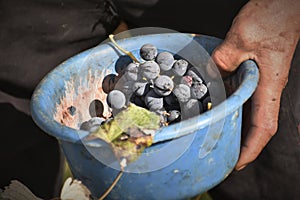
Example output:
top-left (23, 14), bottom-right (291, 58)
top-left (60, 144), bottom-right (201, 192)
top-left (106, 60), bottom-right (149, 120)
top-left (153, 75), bottom-right (174, 96)
top-left (156, 52), bottom-right (175, 71)
top-left (172, 59), bottom-right (188, 76)
top-left (139, 61), bottom-right (160, 80)
top-left (140, 43), bottom-right (158, 61)
top-left (191, 82), bottom-right (208, 100)
top-left (107, 90), bottom-right (126, 109)
top-left (144, 89), bottom-right (164, 111)
top-left (173, 84), bottom-right (191, 103)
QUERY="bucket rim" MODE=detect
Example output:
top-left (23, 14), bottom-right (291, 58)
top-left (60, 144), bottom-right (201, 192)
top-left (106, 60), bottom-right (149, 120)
top-left (30, 33), bottom-right (259, 144)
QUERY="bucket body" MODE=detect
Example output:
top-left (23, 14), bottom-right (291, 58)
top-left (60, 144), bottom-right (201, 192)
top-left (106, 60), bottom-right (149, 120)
top-left (31, 33), bottom-right (259, 200)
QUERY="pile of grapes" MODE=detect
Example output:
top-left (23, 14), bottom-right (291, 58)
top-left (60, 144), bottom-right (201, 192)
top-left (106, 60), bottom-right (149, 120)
top-left (80, 43), bottom-right (211, 132)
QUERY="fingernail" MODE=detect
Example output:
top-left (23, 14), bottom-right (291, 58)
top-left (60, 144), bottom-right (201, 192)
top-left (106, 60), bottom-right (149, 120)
top-left (236, 164), bottom-right (247, 171)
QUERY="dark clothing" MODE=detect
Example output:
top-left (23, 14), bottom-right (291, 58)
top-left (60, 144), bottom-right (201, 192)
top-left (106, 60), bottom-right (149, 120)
top-left (0, 0), bottom-right (119, 99)
top-left (0, 0), bottom-right (120, 198)
top-left (112, 0), bottom-right (248, 39)
top-left (1, 0), bottom-right (299, 199)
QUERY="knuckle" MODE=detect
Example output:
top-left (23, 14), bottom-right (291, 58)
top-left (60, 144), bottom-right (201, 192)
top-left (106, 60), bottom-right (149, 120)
top-left (212, 49), bottom-right (232, 71)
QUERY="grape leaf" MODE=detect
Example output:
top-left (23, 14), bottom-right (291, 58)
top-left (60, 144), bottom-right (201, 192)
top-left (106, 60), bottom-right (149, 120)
top-left (113, 103), bottom-right (160, 134)
top-left (86, 103), bottom-right (161, 163)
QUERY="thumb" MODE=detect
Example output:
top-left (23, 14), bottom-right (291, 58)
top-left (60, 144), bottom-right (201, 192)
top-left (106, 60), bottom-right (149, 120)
top-left (211, 38), bottom-right (252, 76)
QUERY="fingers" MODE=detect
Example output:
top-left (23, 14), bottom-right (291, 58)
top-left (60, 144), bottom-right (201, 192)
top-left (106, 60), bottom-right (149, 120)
top-left (212, 35), bottom-right (289, 171)
top-left (235, 61), bottom-right (287, 170)
top-left (235, 83), bottom-right (280, 170)
top-left (210, 0), bottom-right (298, 172)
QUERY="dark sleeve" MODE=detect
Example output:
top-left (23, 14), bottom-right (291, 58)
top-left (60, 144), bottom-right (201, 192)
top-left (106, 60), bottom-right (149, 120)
top-left (112, 0), bottom-right (248, 38)
top-left (0, 1), bottom-right (120, 198)
top-left (0, 0), bottom-right (120, 99)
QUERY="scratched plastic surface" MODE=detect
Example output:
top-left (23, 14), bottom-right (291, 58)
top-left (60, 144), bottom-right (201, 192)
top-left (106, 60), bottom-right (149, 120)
top-left (31, 33), bottom-right (259, 200)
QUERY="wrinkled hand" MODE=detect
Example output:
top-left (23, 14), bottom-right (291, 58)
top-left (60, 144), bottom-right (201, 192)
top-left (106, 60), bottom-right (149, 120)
top-left (212, 0), bottom-right (300, 170)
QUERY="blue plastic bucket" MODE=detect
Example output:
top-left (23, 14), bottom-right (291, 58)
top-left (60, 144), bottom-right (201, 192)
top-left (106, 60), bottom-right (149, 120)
top-left (31, 33), bottom-right (259, 200)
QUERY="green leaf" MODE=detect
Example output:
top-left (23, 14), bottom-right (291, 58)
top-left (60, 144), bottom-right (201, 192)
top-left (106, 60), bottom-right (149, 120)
top-left (87, 103), bottom-right (161, 164)
top-left (114, 103), bottom-right (161, 133)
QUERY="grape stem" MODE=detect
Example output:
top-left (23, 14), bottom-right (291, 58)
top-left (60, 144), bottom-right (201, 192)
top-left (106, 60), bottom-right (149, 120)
top-left (207, 102), bottom-right (212, 110)
top-left (109, 34), bottom-right (140, 63)
top-left (98, 170), bottom-right (124, 200)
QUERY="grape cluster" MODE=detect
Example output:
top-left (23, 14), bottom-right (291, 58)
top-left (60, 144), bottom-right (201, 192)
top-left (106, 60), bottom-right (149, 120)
top-left (80, 43), bottom-right (211, 132)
